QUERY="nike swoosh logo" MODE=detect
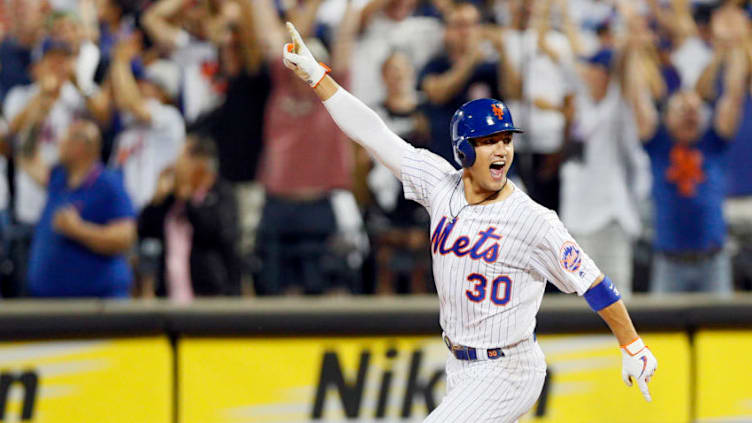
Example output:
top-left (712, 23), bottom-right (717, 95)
top-left (639, 356), bottom-right (648, 378)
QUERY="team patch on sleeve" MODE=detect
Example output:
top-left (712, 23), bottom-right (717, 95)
top-left (559, 241), bottom-right (582, 272)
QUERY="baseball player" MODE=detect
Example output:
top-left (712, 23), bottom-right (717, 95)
top-left (282, 22), bottom-right (657, 421)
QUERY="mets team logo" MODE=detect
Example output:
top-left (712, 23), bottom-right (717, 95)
top-left (559, 241), bottom-right (582, 272)
top-left (492, 103), bottom-right (505, 120)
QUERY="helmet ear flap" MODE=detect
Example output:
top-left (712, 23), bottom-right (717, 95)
top-left (457, 137), bottom-right (475, 167)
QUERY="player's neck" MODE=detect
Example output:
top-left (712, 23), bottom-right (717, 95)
top-left (461, 172), bottom-right (513, 205)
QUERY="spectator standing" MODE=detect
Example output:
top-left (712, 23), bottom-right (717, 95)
top-left (627, 31), bottom-right (749, 296)
top-left (368, 51), bottom-right (431, 294)
top-left (138, 135), bottom-right (240, 301)
top-left (559, 47), bottom-right (652, 298)
top-left (142, 0), bottom-right (232, 124)
top-left (188, 0), bottom-right (270, 292)
top-left (352, 0), bottom-right (444, 107)
top-left (253, 0), bottom-right (361, 295)
top-left (419, 2), bottom-right (520, 166)
top-left (20, 119), bottom-right (136, 297)
top-left (3, 39), bottom-right (103, 296)
top-left (108, 36), bottom-right (185, 211)
top-left (502, 0), bottom-right (576, 211)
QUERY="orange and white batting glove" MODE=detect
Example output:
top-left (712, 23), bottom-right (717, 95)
top-left (621, 337), bottom-right (657, 402)
top-left (282, 22), bottom-right (330, 88)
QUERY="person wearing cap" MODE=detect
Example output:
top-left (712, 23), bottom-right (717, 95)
top-left (2, 37), bottom-right (103, 295)
top-left (558, 47), bottom-right (652, 299)
top-left (108, 35), bottom-right (185, 211)
top-left (18, 119), bottom-right (136, 298)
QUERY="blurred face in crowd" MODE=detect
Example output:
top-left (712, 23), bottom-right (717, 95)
top-left (32, 49), bottom-right (74, 85)
top-left (59, 121), bottom-right (100, 167)
top-left (666, 91), bottom-right (703, 144)
top-left (468, 132), bottom-right (515, 194)
top-left (181, 0), bottom-right (226, 42)
top-left (8, 0), bottom-right (46, 45)
top-left (138, 80), bottom-right (169, 104)
top-left (49, 14), bottom-right (83, 49)
top-left (445, 4), bottom-right (481, 56)
top-left (509, 0), bottom-right (533, 30)
top-left (96, 0), bottom-right (123, 25)
top-left (384, 0), bottom-right (418, 22)
top-left (174, 138), bottom-right (214, 193)
top-left (382, 52), bottom-right (415, 96)
top-left (585, 64), bottom-right (610, 102)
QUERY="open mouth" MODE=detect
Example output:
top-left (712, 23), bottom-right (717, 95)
top-left (490, 161), bottom-right (505, 180)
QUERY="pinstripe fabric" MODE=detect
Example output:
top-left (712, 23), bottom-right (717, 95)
top-left (425, 338), bottom-right (547, 422)
top-left (400, 148), bottom-right (601, 420)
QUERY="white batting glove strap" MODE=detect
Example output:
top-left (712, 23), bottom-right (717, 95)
top-left (620, 338), bottom-right (657, 402)
top-left (282, 22), bottom-right (329, 87)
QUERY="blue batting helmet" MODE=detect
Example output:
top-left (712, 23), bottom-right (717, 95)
top-left (450, 98), bottom-right (523, 168)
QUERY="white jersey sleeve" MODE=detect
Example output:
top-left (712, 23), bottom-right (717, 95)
top-left (400, 148), bottom-right (456, 210)
top-left (323, 88), bottom-right (413, 179)
top-left (529, 210), bottom-right (602, 295)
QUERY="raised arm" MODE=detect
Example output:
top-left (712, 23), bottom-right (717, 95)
top-left (55, 208), bottom-right (137, 255)
top-left (110, 37), bottom-right (151, 123)
top-left (422, 50), bottom-right (483, 105)
top-left (141, 0), bottom-right (188, 50)
top-left (330, 0), bottom-right (360, 72)
top-left (695, 47), bottom-right (725, 102)
top-left (646, 0), bottom-right (697, 46)
top-left (483, 25), bottom-right (522, 100)
top-left (232, 0), bottom-right (264, 73)
top-left (282, 23), bottom-right (413, 178)
top-left (623, 47), bottom-right (659, 141)
top-left (254, 0), bottom-right (288, 61)
top-left (556, 0), bottom-right (585, 57)
top-left (714, 45), bottom-right (749, 139)
top-left (359, 0), bottom-right (390, 31)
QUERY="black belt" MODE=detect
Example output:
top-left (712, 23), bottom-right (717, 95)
top-left (443, 334), bottom-right (505, 361)
top-left (662, 248), bottom-right (721, 263)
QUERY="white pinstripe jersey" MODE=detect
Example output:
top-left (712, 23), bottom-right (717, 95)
top-left (401, 148), bottom-right (602, 348)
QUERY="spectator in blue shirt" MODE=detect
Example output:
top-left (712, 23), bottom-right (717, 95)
top-left (626, 35), bottom-right (748, 296)
top-left (19, 119), bottom-right (137, 298)
top-left (418, 3), bottom-right (520, 166)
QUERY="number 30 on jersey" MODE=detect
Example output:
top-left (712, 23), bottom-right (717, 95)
top-left (465, 274), bottom-right (512, 305)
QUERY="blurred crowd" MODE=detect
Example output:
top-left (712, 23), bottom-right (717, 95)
top-left (0, 0), bottom-right (750, 300)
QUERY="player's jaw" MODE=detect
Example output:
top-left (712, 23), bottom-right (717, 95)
top-left (469, 132), bottom-right (515, 192)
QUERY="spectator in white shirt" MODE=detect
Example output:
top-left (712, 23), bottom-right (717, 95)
top-left (142, 0), bottom-right (237, 124)
top-left (560, 49), bottom-right (651, 298)
top-left (108, 36), bottom-right (185, 211)
top-left (352, 0), bottom-right (444, 107)
top-left (503, 0), bottom-right (576, 211)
